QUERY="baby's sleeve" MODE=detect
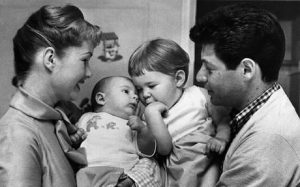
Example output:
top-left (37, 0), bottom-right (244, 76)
top-left (76, 113), bottom-right (90, 129)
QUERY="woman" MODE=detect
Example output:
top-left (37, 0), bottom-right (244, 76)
top-left (0, 4), bottom-right (101, 186)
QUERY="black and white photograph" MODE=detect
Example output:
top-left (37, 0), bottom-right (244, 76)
top-left (1, 0), bottom-right (300, 186)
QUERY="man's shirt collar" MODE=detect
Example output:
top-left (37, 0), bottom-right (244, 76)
top-left (230, 83), bottom-right (281, 136)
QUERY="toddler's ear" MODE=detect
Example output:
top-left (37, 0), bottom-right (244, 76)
top-left (175, 70), bottom-right (186, 88)
top-left (95, 92), bottom-right (106, 106)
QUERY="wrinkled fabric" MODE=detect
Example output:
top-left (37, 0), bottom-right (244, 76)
top-left (77, 112), bottom-right (140, 170)
top-left (165, 128), bottom-right (219, 187)
top-left (77, 158), bottom-right (163, 187)
top-left (162, 86), bottom-right (218, 186)
top-left (0, 87), bottom-right (76, 187)
top-left (218, 88), bottom-right (300, 186)
top-left (76, 112), bottom-right (162, 187)
top-left (55, 108), bottom-right (87, 166)
top-left (126, 158), bottom-right (162, 187)
top-left (76, 166), bottom-right (124, 187)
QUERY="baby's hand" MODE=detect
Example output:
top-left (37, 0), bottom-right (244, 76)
top-left (127, 115), bottom-right (145, 132)
top-left (205, 137), bottom-right (228, 155)
top-left (70, 128), bottom-right (87, 148)
top-left (145, 102), bottom-right (169, 118)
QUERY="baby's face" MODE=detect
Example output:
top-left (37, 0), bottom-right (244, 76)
top-left (104, 77), bottom-right (138, 119)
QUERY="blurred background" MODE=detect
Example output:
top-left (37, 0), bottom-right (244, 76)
top-left (0, 0), bottom-right (299, 116)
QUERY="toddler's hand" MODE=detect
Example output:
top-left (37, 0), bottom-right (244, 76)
top-left (145, 102), bottom-right (169, 118)
top-left (205, 137), bottom-right (228, 155)
top-left (127, 115), bottom-right (145, 132)
top-left (70, 128), bottom-right (87, 148)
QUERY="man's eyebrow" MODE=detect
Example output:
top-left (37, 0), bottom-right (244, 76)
top-left (201, 59), bottom-right (210, 66)
top-left (201, 59), bottom-right (215, 68)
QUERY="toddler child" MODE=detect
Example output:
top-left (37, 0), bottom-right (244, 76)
top-left (128, 38), bottom-right (231, 186)
top-left (76, 76), bottom-right (161, 187)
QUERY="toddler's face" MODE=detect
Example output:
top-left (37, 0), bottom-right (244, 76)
top-left (104, 77), bottom-right (138, 119)
top-left (132, 70), bottom-right (181, 108)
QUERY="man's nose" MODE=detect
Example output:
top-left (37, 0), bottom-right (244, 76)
top-left (196, 66), bottom-right (208, 86)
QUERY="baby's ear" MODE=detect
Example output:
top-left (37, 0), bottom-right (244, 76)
top-left (95, 92), bottom-right (106, 106)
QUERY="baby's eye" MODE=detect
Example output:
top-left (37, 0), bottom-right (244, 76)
top-left (122, 89), bottom-right (129, 94)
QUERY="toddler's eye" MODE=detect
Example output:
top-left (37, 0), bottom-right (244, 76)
top-left (148, 84), bottom-right (156, 89)
top-left (122, 89), bottom-right (129, 94)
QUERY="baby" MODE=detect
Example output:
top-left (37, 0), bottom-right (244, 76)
top-left (76, 76), bottom-right (161, 187)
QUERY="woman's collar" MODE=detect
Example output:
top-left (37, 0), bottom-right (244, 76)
top-left (9, 87), bottom-right (61, 120)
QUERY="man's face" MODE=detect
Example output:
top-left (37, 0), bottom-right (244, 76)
top-left (196, 44), bottom-right (243, 108)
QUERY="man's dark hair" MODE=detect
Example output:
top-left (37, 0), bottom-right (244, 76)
top-left (190, 3), bottom-right (285, 82)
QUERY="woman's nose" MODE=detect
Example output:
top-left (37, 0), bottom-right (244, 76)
top-left (196, 66), bottom-right (208, 85)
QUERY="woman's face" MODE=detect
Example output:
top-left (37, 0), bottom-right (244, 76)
top-left (52, 41), bottom-right (94, 101)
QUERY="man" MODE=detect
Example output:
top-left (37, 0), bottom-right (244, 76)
top-left (190, 3), bottom-right (300, 186)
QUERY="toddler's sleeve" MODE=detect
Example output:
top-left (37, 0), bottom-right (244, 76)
top-left (133, 131), bottom-right (157, 158)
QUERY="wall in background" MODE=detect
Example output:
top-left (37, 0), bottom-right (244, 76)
top-left (0, 0), bottom-right (196, 116)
